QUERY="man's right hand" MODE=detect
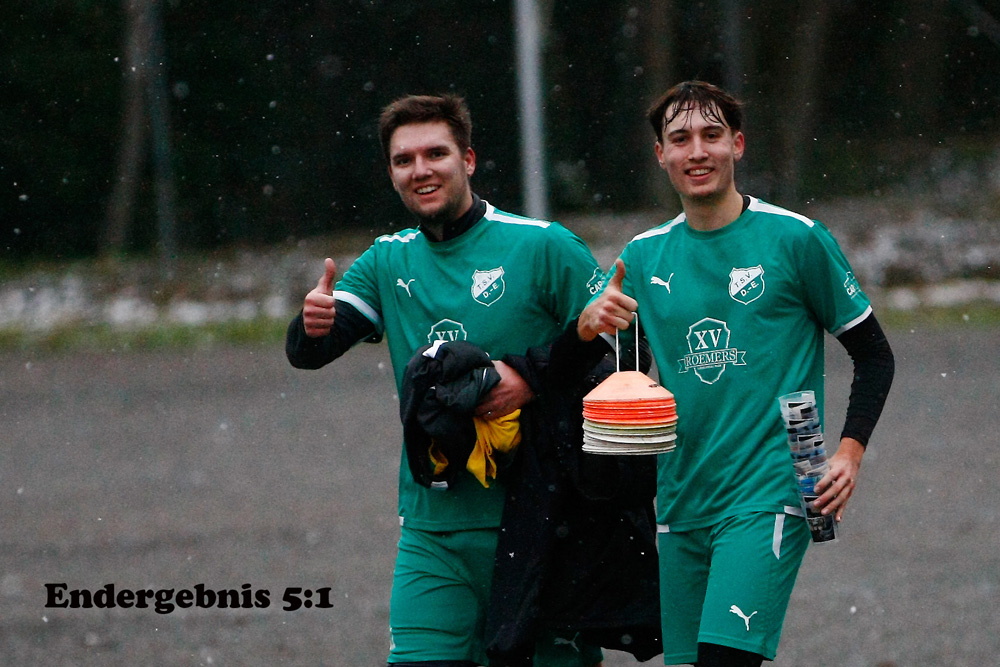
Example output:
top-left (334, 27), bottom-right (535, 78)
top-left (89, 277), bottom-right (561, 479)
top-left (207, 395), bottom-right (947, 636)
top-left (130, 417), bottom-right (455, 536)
top-left (303, 258), bottom-right (337, 338)
top-left (577, 258), bottom-right (637, 342)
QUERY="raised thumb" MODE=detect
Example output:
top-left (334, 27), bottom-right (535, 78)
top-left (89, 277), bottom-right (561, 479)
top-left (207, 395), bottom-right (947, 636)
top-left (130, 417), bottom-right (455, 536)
top-left (608, 257), bottom-right (626, 292)
top-left (316, 257), bottom-right (337, 294)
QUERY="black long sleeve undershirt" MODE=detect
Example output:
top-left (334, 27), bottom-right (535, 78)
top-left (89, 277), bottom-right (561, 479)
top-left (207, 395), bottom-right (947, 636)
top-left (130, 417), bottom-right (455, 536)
top-left (835, 312), bottom-right (895, 447)
top-left (285, 300), bottom-right (377, 369)
top-left (582, 314), bottom-right (894, 448)
top-left (285, 194), bottom-right (489, 369)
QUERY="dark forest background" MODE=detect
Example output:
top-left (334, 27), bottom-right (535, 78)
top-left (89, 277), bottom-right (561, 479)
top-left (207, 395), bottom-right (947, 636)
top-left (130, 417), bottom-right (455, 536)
top-left (3, 0), bottom-right (999, 261)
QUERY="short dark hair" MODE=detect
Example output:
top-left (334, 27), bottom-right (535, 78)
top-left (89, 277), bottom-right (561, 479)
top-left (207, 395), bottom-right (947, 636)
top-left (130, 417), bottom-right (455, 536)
top-left (646, 81), bottom-right (744, 143)
top-left (378, 94), bottom-right (473, 162)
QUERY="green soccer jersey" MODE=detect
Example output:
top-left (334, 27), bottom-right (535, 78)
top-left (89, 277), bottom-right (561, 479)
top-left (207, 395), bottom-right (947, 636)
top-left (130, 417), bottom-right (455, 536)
top-left (334, 202), bottom-right (604, 531)
top-left (612, 196), bottom-right (871, 531)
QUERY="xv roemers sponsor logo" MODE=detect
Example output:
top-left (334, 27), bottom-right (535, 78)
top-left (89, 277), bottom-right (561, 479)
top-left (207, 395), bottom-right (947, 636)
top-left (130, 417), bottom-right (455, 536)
top-left (678, 317), bottom-right (746, 384)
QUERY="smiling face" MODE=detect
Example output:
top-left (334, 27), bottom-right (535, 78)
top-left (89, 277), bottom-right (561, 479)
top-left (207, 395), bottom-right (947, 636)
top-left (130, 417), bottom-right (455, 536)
top-left (654, 102), bottom-right (744, 206)
top-left (387, 121), bottom-right (476, 224)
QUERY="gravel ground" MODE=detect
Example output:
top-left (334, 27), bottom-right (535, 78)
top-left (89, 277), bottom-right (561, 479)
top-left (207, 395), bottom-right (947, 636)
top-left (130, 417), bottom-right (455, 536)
top-left (0, 322), bottom-right (997, 666)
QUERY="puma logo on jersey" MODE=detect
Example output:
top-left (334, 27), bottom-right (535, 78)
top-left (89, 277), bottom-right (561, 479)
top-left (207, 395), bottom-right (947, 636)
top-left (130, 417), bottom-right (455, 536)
top-left (729, 605), bottom-right (758, 631)
top-left (651, 273), bottom-right (674, 293)
top-left (396, 278), bottom-right (415, 297)
top-left (553, 632), bottom-right (581, 651)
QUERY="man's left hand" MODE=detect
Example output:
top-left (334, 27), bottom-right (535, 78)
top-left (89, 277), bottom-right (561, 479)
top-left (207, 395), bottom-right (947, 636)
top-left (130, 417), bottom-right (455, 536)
top-left (475, 360), bottom-right (533, 418)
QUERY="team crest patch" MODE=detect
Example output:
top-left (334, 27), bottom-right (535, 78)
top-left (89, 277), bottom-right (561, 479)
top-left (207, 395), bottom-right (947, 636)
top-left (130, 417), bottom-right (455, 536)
top-left (843, 271), bottom-right (861, 298)
top-left (472, 267), bottom-right (505, 306)
top-left (427, 319), bottom-right (468, 343)
top-left (729, 266), bottom-right (765, 304)
top-left (678, 317), bottom-right (746, 384)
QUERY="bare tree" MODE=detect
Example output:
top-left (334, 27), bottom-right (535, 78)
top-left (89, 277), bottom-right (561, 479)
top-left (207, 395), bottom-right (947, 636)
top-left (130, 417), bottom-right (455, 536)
top-left (721, 0), bottom-right (748, 97)
top-left (901, 0), bottom-right (951, 131)
top-left (103, 0), bottom-right (177, 266)
top-left (640, 0), bottom-right (676, 208)
top-left (777, 4), bottom-right (833, 205)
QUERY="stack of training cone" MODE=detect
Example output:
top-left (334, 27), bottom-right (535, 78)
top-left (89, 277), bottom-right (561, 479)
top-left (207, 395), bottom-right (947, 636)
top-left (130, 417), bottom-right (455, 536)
top-left (582, 370), bottom-right (678, 455)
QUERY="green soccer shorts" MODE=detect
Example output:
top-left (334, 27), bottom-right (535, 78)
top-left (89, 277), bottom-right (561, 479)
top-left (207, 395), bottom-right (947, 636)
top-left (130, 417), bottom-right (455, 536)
top-left (656, 512), bottom-right (810, 664)
top-left (388, 526), bottom-right (603, 666)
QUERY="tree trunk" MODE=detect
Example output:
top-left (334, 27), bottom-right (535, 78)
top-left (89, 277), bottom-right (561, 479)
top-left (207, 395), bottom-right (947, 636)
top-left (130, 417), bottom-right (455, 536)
top-left (102, 0), bottom-right (177, 268)
top-left (102, 0), bottom-right (150, 255)
top-left (147, 0), bottom-right (178, 264)
top-left (777, 4), bottom-right (833, 205)
top-left (721, 0), bottom-right (747, 97)
top-left (640, 0), bottom-right (675, 209)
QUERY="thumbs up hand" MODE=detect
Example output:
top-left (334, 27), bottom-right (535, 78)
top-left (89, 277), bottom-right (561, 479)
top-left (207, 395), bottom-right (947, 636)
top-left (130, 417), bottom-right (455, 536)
top-left (577, 258), bottom-right (638, 342)
top-left (606, 257), bottom-right (628, 294)
top-left (303, 258), bottom-right (338, 338)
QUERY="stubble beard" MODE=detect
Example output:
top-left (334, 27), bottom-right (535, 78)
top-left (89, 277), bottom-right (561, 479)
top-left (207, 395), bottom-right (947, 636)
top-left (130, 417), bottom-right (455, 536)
top-left (411, 179), bottom-right (472, 228)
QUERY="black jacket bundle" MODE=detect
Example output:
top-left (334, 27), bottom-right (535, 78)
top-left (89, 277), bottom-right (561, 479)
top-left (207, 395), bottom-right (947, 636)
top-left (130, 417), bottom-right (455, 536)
top-left (484, 324), bottom-right (662, 666)
top-left (398, 329), bottom-right (662, 666)
top-left (400, 339), bottom-right (503, 490)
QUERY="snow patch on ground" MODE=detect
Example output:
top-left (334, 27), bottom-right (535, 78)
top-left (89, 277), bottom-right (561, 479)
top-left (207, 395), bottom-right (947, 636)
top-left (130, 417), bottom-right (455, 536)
top-left (0, 204), bottom-right (997, 332)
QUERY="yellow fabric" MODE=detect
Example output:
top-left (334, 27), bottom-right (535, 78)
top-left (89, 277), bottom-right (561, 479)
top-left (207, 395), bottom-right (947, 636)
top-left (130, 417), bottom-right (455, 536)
top-left (428, 445), bottom-right (449, 477)
top-left (468, 409), bottom-right (522, 487)
top-left (427, 409), bottom-right (522, 488)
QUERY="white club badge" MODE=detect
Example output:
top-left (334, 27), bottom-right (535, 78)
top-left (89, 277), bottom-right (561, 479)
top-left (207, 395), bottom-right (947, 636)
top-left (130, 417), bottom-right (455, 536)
top-left (729, 265), bottom-right (765, 305)
top-left (471, 267), bottom-right (505, 306)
